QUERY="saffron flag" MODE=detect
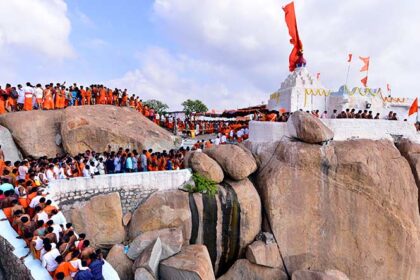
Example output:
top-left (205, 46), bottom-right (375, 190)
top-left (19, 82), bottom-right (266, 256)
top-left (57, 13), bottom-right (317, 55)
top-left (347, 53), bottom-right (353, 63)
top-left (359, 56), bottom-right (370, 72)
top-left (283, 2), bottom-right (303, 72)
top-left (409, 98), bottom-right (418, 116)
top-left (361, 76), bottom-right (368, 87)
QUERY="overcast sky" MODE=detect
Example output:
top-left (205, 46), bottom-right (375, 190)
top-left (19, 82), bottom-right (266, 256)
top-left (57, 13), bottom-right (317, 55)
top-left (0, 0), bottom-right (418, 110)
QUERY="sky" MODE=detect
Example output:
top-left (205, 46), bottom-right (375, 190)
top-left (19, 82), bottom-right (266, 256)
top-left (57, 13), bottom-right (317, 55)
top-left (0, 0), bottom-right (419, 111)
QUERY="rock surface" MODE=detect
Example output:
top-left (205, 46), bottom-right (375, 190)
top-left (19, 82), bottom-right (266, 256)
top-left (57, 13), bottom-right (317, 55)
top-left (204, 144), bottom-right (257, 180)
top-left (287, 111), bottom-right (334, 144)
top-left (0, 125), bottom-right (21, 162)
top-left (185, 151), bottom-right (224, 183)
top-left (106, 244), bottom-right (134, 280)
top-left (218, 259), bottom-right (287, 280)
top-left (159, 244), bottom-right (215, 280)
top-left (134, 268), bottom-right (155, 280)
top-left (127, 227), bottom-right (183, 261)
top-left (253, 139), bottom-right (420, 280)
top-left (133, 238), bottom-right (162, 277)
top-left (0, 110), bottom-right (63, 158)
top-left (292, 270), bottom-right (349, 280)
top-left (396, 139), bottom-right (420, 213)
top-left (61, 105), bottom-right (179, 155)
top-left (63, 192), bottom-right (126, 248)
top-left (246, 240), bottom-right (281, 268)
top-left (128, 190), bottom-right (192, 242)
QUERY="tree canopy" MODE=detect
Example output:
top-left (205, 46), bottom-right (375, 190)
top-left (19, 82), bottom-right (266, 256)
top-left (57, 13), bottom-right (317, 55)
top-left (182, 99), bottom-right (208, 115)
top-left (143, 99), bottom-right (169, 114)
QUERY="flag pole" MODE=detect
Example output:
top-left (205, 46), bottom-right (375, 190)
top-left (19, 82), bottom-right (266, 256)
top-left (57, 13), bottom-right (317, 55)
top-left (345, 61), bottom-right (351, 93)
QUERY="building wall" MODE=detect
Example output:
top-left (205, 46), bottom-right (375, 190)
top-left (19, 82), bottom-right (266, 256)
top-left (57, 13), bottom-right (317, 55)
top-left (47, 169), bottom-right (192, 214)
top-left (249, 120), bottom-right (420, 143)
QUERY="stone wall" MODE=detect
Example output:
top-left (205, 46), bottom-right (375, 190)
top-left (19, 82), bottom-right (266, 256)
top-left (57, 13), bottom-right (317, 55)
top-left (249, 119), bottom-right (420, 143)
top-left (47, 169), bottom-right (192, 213)
top-left (0, 236), bottom-right (34, 280)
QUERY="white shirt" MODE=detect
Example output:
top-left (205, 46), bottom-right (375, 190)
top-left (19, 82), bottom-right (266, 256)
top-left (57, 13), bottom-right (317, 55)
top-left (29, 195), bottom-right (43, 208)
top-left (46, 169), bottom-right (55, 181)
top-left (82, 168), bottom-right (90, 178)
top-left (221, 135), bottom-right (227, 143)
top-left (33, 236), bottom-right (44, 250)
top-left (18, 165), bottom-right (28, 180)
top-left (214, 138), bottom-right (221, 145)
top-left (42, 248), bottom-right (60, 272)
top-left (51, 224), bottom-right (63, 240)
top-left (17, 88), bottom-right (25, 103)
top-left (35, 87), bottom-right (43, 99)
top-left (36, 211), bottom-right (49, 223)
top-left (51, 212), bottom-right (66, 227)
top-left (40, 243), bottom-right (57, 260)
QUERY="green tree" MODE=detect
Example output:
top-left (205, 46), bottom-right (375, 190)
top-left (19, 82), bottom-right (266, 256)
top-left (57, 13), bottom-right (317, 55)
top-left (143, 99), bottom-right (169, 114)
top-left (181, 99), bottom-right (208, 115)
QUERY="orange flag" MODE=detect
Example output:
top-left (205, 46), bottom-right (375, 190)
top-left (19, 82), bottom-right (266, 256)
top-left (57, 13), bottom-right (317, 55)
top-left (283, 2), bottom-right (303, 72)
top-left (361, 76), bottom-right (368, 87)
top-left (409, 98), bottom-right (418, 116)
top-left (347, 53), bottom-right (353, 63)
top-left (359, 56), bottom-right (370, 72)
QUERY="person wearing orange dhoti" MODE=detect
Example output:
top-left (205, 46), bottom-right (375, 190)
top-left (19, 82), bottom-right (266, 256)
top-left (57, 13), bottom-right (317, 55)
top-left (98, 87), bottom-right (107, 104)
top-left (5, 85), bottom-right (17, 112)
top-left (0, 95), bottom-right (6, 115)
top-left (121, 92), bottom-right (128, 106)
top-left (43, 86), bottom-right (54, 110)
top-left (107, 88), bottom-right (113, 105)
top-left (92, 86), bottom-right (99, 104)
top-left (23, 92), bottom-right (33, 111)
top-left (80, 86), bottom-right (87, 105)
top-left (86, 88), bottom-right (92, 105)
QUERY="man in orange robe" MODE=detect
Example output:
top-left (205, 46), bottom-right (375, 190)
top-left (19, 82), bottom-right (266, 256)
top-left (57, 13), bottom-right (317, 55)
top-left (43, 86), bottom-right (54, 110)
top-left (80, 86), bottom-right (87, 105)
top-left (98, 87), bottom-right (107, 104)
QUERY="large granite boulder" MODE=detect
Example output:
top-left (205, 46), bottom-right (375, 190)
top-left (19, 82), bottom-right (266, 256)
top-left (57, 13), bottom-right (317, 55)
top-left (204, 144), bottom-right (257, 180)
top-left (129, 178), bottom-right (261, 276)
top-left (246, 240), bottom-right (281, 268)
top-left (106, 244), bottom-right (134, 280)
top-left (0, 110), bottom-right (63, 158)
top-left (159, 244), bottom-right (215, 280)
top-left (185, 151), bottom-right (224, 183)
top-left (63, 192), bottom-right (126, 248)
top-left (128, 190), bottom-right (192, 243)
top-left (396, 139), bottom-right (420, 213)
top-left (134, 268), bottom-right (154, 280)
top-left (253, 139), bottom-right (420, 279)
top-left (292, 270), bottom-right (349, 280)
top-left (127, 227), bottom-right (183, 261)
top-left (133, 238), bottom-right (162, 277)
top-left (287, 111), bottom-right (333, 144)
top-left (218, 259), bottom-right (287, 280)
top-left (0, 125), bottom-right (21, 162)
top-left (61, 105), bottom-right (179, 155)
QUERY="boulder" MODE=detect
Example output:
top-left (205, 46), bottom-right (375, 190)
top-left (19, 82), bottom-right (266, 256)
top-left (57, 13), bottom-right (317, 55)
top-left (0, 125), bottom-right (21, 162)
top-left (254, 139), bottom-right (420, 279)
top-left (287, 111), bottom-right (333, 144)
top-left (204, 144), bottom-right (257, 180)
top-left (63, 192), bottom-right (125, 248)
top-left (106, 244), bottom-right (134, 280)
top-left (123, 212), bottom-right (133, 226)
top-left (129, 178), bottom-right (261, 276)
top-left (246, 241), bottom-right (281, 268)
top-left (185, 151), bottom-right (224, 183)
top-left (159, 244), bottom-right (215, 280)
top-left (218, 259), bottom-right (287, 280)
top-left (61, 105), bottom-right (179, 155)
top-left (0, 110), bottom-right (63, 158)
top-left (128, 190), bottom-right (192, 243)
top-left (133, 238), bottom-right (162, 277)
top-left (396, 139), bottom-right (420, 213)
top-left (127, 227), bottom-right (183, 261)
top-left (134, 268), bottom-right (155, 280)
top-left (292, 270), bottom-right (349, 280)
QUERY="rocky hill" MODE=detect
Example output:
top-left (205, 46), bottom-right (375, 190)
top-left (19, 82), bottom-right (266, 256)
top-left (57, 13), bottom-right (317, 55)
top-left (0, 105), bottom-right (180, 158)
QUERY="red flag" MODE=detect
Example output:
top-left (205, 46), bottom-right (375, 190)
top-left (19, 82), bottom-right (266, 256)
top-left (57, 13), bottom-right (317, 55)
top-left (361, 76), bottom-right (368, 87)
top-left (316, 73), bottom-right (320, 80)
top-left (359, 56), bottom-right (370, 72)
top-left (409, 98), bottom-right (418, 116)
top-left (347, 53), bottom-right (353, 63)
top-left (283, 2), bottom-right (303, 72)
top-left (387, 83), bottom-right (391, 92)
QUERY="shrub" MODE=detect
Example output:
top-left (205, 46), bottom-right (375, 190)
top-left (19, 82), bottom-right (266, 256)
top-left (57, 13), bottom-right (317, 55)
top-left (185, 172), bottom-right (218, 196)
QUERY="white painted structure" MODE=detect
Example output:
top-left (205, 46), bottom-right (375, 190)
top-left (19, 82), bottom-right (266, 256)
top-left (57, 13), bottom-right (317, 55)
top-left (268, 67), bottom-right (416, 122)
top-left (249, 120), bottom-right (420, 143)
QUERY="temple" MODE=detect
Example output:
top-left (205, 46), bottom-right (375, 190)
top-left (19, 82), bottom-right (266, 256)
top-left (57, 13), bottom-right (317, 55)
top-left (268, 66), bottom-right (416, 121)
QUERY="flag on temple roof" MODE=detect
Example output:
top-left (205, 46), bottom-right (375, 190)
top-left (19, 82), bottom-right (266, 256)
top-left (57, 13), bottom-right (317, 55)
top-left (387, 83), bottom-right (391, 92)
top-left (359, 56), bottom-right (370, 72)
top-left (347, 53), bottom-right (353, 62)
top-left (408, 98), bottom-right (418, 116)
top-left (283, 1), bottom-right (303, 72)
top-left (361, 76), bottom-right (368, 87)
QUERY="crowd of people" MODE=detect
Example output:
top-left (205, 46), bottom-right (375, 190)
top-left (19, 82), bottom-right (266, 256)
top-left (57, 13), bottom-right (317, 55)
top-left (0, 154), bottom-right (105, 279)
top-left (258, 108), bottom-right (403, 122)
